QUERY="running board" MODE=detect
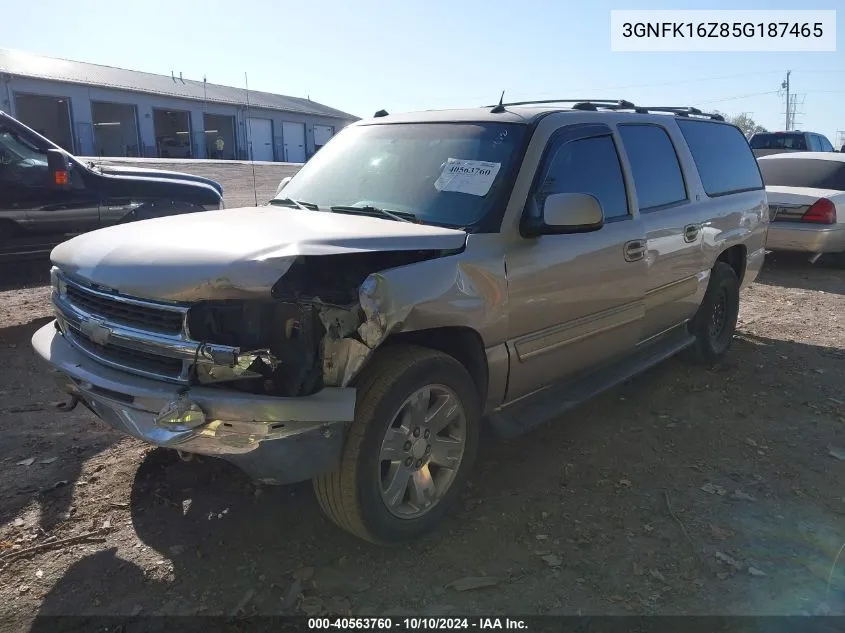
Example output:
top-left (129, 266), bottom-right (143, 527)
top-left (486, 327), bottom-right (696, 439)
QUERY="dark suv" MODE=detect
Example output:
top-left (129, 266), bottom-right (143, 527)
top-left (0, 110), bottom-right (223, 258)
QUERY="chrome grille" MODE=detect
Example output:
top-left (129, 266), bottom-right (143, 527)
top-left (53, 270), bottom-right (238, 385)
top-left (65, 323), bottom-right (185, 379)
top-left (66, 284), bottom-right (184, 335)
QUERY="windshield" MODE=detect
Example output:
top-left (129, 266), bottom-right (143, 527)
top-left (759, 158), bottom-right (845, 191)
top-left (749, 133), bottom-right (807, 150)
top-left (274, 122), bottom-right (527, 228)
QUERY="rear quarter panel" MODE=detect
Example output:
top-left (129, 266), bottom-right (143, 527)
top-left (670, 121), bottom-right (768, 289)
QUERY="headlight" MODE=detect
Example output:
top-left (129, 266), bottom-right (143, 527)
top-left (50, 267), bottom-right (67, 296)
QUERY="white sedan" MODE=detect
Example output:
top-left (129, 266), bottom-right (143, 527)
top-left (757, 152), bottom-right (845, 264)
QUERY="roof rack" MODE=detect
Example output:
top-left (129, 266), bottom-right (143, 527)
top-left (483, 99), bottom-right (724, 121)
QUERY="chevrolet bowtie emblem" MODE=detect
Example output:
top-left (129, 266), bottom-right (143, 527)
top-left (80, 318), bottom-right (111, 345)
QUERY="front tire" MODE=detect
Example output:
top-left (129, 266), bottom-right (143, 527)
top-left (684, 262), bottom-right (740, 366)
top-left (313, 345), bottom-right (480, 545)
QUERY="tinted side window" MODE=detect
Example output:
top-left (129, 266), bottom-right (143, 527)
top-left (536, 134), bottom-right (629, 220)
top-left (808, 134), bottom-right (822, 151)
top-left (820, 136), bottom-right (834, 152)
top-left (676, 120), bottom-right (764, 197)
top-left (0, 127), bottom-right (48, 187)
top-left (617, 124), bottom-right (687, 211)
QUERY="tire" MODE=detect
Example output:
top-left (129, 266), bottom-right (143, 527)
top-left (683, 262), bottom-right (740, 366)
top-left (313, 344), bottom-right (480, 545)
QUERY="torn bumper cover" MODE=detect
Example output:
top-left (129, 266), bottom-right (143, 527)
top-left (31, 321), bottom-right (356, 484)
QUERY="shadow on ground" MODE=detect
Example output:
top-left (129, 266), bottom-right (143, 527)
top-left (0, 319), bottom-right (120, 533)
top-left (27, 330), bottom-right (845, 619)
top-left (756, 253), bottom-right (844, 295)
top-left (0, 258), bottom-right (51, 292)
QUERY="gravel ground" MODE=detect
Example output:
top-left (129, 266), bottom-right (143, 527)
top-left (85, 157), bottom-right (301, 210)
top-left (0, 161), bottom-right (843, 627)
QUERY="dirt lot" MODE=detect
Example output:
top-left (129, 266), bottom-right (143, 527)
top-left (0, 163), bottom-right (843, 626)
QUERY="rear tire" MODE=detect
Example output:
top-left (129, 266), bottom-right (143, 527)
top-left (313, 345), bottom-right (480, 545)
top-left (683, 262), bottom-right (740, 366)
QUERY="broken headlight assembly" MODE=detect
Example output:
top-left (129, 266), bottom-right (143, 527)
top-left (186, 299), bottom-right (325, 397)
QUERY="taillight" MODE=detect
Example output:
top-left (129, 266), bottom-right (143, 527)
top-left (801, 198), bottom-right (836, 224)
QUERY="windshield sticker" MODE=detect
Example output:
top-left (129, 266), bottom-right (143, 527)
top-left (434, 159), bottom-right (502, 196)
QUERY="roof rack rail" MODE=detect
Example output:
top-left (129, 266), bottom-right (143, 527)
top-left (483, 98), bottom-right (636, 109)
top-left (483, 99), bottom-right (725, 121)
top-left (639, 106), bottom-right (725, 121)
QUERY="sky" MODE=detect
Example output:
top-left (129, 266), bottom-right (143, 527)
top-left (2, 0), bottom-right (843, 143)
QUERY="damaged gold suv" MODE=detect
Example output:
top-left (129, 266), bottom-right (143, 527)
top-left (32, 99), bottom-right (769, 545)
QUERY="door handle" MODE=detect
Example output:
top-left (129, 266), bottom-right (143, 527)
top-left (624, 239), bottom-right (646, 262)
top-left (684, 223), bottom-right (700, 242)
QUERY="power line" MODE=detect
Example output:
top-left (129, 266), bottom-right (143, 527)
top-left (695, 90), bottom-right (779, 105)
top-left (584, 69), bottom-right (783, 92)
top-left (791, 69), bottom-right (845, 74)
top-left (460, 70), bottom-right (787, 105)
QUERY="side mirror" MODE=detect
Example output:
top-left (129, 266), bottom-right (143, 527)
top-left (47, 149), bottom-right (70, 187)
top-left (275, 176), bottom-right (292, 197)
top-left (540, 192), bottom-right (604, 233)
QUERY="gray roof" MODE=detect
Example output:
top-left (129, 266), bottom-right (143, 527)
top-left (0, 49), bottom-right (358, 121)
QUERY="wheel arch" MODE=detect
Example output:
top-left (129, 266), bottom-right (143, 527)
top-left (715, 243), bottom-right (747, 285)
top-left (380, 326), bottom-right (489, 407)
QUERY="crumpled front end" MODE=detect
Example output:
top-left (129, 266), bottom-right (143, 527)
top-left (31, 318), bottom-right (355, 484)
top-left (35, 244), bottom-right (468, 482)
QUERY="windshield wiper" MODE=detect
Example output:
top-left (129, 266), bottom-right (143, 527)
top-left (269, 198), bottom-right (320, 211)
top-left (330, 205), bottom-right (417, 223)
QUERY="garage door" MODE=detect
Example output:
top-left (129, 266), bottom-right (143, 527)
top-left (247, 117), bottom-right (274, 162)
top-left (282, 122), bottom-right (306, 163)
top-left (314, 125), bottom-right (334, 149)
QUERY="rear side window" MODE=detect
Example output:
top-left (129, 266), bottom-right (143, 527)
top-left (677, 120), bottom-right (764, 197)
top-left (617, 124), bottom-right (687, 211)
top-left (819, 136), bottom-right (835, 152)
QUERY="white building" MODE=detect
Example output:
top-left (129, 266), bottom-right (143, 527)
top-left (0, 49), bottom-right (358, 162)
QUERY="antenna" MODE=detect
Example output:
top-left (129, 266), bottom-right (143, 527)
top-left (245, 71), bottom-right (258, 206)
top-left (171, 70), bottom-right (175, 81)
top-left (490, 91), bottom-right (506, 113)
top-left (179, 71), bottom-right (184, 83)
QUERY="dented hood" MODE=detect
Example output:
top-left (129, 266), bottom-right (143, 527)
top-left (51, 206), bottom-right (467, 302)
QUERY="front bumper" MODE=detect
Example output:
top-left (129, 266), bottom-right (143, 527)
top-left (766, 223), bottom-right (845, 254)
top-left (32, 321), bottom-right (356, 484)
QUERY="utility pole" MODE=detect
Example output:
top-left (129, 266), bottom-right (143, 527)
top-left (782, 71), bottom-right (791, 130)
